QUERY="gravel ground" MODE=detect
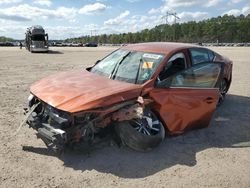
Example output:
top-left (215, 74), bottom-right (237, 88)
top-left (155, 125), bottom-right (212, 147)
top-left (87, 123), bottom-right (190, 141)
top-left (0, 46), bottom-right (249, 188)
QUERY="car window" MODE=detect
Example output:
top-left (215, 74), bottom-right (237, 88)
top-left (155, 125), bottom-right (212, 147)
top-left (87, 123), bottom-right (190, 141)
top-left (159, 52), bottom-right (186, 81)
top-left (91, 49), bottom-right (129, 77)
top-left (207, 50), bottom-right (215, 61)
top-left (91, 49), bottom-right (165, 84)
top-left (190, 48), bottom-right (211, 65)
top-left (159, 63), bottom-right (222, 88)
top-left (115, 52), bottom-right (164, 84)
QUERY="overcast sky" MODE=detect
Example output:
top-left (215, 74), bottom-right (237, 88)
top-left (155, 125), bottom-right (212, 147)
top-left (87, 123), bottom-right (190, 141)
top-left (0, 0), bottom-right (249, 40)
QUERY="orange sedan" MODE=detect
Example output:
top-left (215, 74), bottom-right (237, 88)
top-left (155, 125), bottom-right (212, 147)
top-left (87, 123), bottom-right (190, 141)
top-left (25, 42), bottom-right (233, 152)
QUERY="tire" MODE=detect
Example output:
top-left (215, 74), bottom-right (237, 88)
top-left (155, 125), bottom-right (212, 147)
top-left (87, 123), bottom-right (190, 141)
top-left (115, 109), bottom-right (165, 152)
top-left (218, 78), bottom-right (229, 106)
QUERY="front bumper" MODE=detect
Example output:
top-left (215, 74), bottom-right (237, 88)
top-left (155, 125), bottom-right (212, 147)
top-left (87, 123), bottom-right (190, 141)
top-left (27, 115), bottom-right (67, 152)
top-left (25, 102), bottom-right (68, 152)
top-left (30, 47), bottom-right (49, 52)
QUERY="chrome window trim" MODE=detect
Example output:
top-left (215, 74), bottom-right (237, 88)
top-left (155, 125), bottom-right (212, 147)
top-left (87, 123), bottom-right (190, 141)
top-left (169, 86), bottom-right (219, 90)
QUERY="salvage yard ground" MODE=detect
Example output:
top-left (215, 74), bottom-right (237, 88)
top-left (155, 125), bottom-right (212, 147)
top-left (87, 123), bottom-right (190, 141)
top-left (0, 46), bottom-right (249, 188)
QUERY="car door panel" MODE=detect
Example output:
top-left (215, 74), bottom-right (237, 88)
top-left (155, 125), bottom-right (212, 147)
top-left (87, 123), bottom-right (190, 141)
top-left (150, 62), bottom-right (223, 134)
top-left (150, 88), bottom-right (219, 134)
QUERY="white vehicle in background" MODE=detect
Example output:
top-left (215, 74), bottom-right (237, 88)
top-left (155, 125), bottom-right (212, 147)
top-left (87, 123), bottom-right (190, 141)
top-left (25, 25), bottom-right (49, 52)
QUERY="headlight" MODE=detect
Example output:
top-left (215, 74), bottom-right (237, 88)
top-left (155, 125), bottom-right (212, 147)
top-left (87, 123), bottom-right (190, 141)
top-left (46, 105), bottom-right (70, 119)
top-left (74, 113), bottom-right (99, 124)
top-left (28, 93), bottom-right (35, 107)
top-left (45, 105), bottom-right (71, 127)
top-left (49, 110), bottom-right (69, 125)
top-left (31, 45), bottom-right (35, 48)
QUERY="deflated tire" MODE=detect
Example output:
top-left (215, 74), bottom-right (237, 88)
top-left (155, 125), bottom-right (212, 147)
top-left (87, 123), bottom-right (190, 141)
top-left (115, 109), bottom-right (165, 152)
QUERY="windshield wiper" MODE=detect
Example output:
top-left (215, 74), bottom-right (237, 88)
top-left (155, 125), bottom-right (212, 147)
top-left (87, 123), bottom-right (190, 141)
top-left (109, 51), bottom-right (131, 79)
top-left (135, 57), bottom-right (144, 84)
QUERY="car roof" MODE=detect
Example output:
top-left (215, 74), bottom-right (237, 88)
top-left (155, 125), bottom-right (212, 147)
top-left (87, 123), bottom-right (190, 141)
top-left (122, 42), bottom-right (200, 56)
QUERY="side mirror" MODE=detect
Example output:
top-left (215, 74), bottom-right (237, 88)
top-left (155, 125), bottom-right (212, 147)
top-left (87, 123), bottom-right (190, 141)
top-left (156, 77), bottom-right (172, 88)
top-left (86, 60), bottom-right (101, 71)
top-left (86, 67), bottom-right (92, 71)
top-left (45, 33), bottom-right (48, 41)
top-left (95, 60), bottom-right (101, 65)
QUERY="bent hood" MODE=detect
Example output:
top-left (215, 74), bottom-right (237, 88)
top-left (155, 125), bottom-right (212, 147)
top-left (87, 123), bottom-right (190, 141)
top-left (30, 70), bottom-right (142, 113)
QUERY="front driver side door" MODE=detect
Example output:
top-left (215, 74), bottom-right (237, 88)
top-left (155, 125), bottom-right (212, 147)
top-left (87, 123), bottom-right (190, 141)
top-left (150, 62), bottom-right (223, 134)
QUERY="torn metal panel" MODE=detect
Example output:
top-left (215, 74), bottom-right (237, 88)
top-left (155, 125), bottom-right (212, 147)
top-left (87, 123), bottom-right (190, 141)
top-left (15, 102), bottom-right (40, 135)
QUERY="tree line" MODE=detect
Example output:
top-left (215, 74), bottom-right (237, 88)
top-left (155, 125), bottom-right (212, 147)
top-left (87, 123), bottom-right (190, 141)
top-left (66, 14), bottom-right (250, 44)
top-left (0, 36), bottom-right (14, 42)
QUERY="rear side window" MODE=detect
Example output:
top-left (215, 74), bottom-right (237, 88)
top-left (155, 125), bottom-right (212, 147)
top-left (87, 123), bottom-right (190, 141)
top-left (158, 63), bottom-right (222, 88)
top-left (190, 48), bottom-right (213, 65)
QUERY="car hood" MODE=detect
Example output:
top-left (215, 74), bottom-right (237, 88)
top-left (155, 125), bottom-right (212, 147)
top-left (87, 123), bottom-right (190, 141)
top-left (30, 70), bottom-right (142, 113)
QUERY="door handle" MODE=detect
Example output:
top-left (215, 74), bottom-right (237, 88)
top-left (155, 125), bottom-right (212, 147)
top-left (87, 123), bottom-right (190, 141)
top-left (205, 97), bottom-right (214, 104)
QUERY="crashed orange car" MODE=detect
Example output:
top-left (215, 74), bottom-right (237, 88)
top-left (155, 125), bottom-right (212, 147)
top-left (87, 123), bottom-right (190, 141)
top-left (24, 42), bottom-right (233, 152)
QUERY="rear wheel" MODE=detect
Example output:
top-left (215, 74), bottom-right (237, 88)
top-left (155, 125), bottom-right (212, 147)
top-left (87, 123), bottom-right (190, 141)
top-left (115, 109), bottom-right (165, 152)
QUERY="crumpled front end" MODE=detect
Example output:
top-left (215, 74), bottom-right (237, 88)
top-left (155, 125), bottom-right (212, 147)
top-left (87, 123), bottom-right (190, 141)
top-left (26, 94), bottom-right (71, 152)
top-left (25, 93), bottom-right (149, 153)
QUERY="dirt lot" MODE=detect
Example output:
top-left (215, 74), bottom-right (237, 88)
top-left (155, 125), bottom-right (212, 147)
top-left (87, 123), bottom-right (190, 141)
top-left (0, 46), bottom-right (249, 188)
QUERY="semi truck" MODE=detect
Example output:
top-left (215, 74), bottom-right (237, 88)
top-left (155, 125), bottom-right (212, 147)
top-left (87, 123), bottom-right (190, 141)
top-left (25, 25), bottom-right (49, 52)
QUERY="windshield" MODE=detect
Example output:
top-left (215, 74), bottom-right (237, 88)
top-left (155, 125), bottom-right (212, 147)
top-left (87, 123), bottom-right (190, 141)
top-left (31, 34), bottom-right (45, 41)
top-left (91, 49), bottom-right (165, 84)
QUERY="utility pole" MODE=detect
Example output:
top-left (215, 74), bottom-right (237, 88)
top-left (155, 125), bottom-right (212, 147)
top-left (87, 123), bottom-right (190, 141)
top-left (162, 11), bottom-right (180, 41)
top-left (90, 29), bottom-right (97, 37)
top-left (172, 12), bottom-right (180, 41)
top-left (161, 12), bottom-right (169, 41)
top-left (162, 12), bottom-right (169, 25)
top-left (90, 29), bottom-right (98, 43)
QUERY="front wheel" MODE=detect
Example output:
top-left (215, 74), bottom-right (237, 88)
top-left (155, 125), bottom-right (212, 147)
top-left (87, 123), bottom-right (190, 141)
top-left (218, 79), bottom-right (229, 106)
top-left (115, 109), bottom-right (165, 152)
